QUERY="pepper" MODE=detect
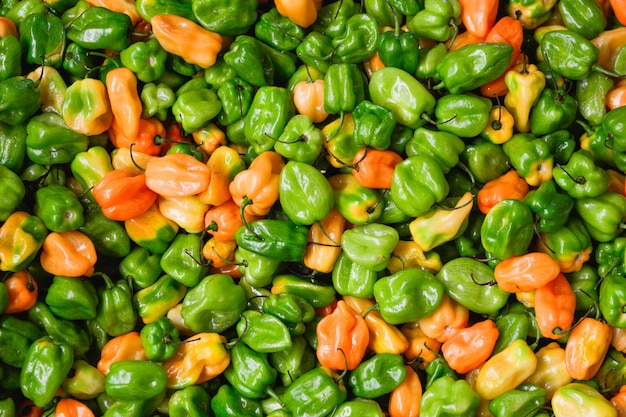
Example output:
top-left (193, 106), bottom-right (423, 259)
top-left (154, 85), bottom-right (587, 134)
top-left (159, 232), bottom-right (208, 287)
top-left (576, 70), bottom-right (614, 127)
top-left (377, 18), bottom-right (420, 75)
top-left (255, 7), bottom-right (305, 52)
top-left (436, 257), bottom-right (510, 315)
top-left (278, 161), bottom-right (333, 226)
top-left (0, 211), bottom-right (48, 272)
top-left (407, 0), bottom-right (461, 42)
top-left (504, 62), bottom-right (546, 134)
top-left (348, 353), bottom-right (407, 399)
top-left (391, 155), bottom-right (449, 217)
top-left (552, 382), bottom-right (617, 417)
top-left (61, 78), bottom-right (113, 136)
top-left (540, 30), bottom-right (607, 81)
top-left (224, 35), bottom-right (274, 87)
top-left (351, 99), bottom-right (397, 150)
top-left (323, 63), bottom-right (366, 116)
top-left (235, 219), bottom-right (308, 263)
top-left (528, 88), bottom-right (578, 137)
top-left (271, 274), bottom-right (336, 309)
top-left (180, 273), bottom-right (246, 333)
top-left (0, 121), bottom-right (27, 173)
top-left (536, 217), bottom-right (593, 273)
top-left (134, 274), bottom-right (187, 325)
top-left (168, 385), bottom-right (212, 417)
top-left (328, 173), bottom-right (383, 225)
top-left (135, 0), bottom-right (196, 23)
top-left (599, 273), bottom-right (626, 328)
top-left (118, 247), bottom-right (162, 289)
top-left (553, 149), bottom-right (609, 199)
top-left (575, 191), bottom-right (626, 242)
top-left (332, 13), bottom-right (378, 64)
top-left (332, 252), bottom-right (378, 299)
top-left (236, 310), bottom-right (293, 353)
top-left (435, 42), bottom-right (514, 94)
top-left (224, 340), bottom-right (278, 399)
top-left (137, 317), bottom-right (179, 363)
top-left (488, 384), bottom-right (546, 417)
top-left (0, 35), bottom-right (21, 82)
top-left (502, 133), bottom-right (554, 187)
top-left (480, 199), bottom-right (535, 262)
top-left (139, 82), bottom-right (175, 122)
top-left (523, 179), bottom-right (574, 233)
top-left (406, 127), bottom-right (465, 174)
top-left (171, 88), bottom-right (222, 134)
top-left (44, 275), bottom-right (98, 321)
top-left (79, 208), bottom-right (131, 258)
top-left (95, 274), bottom-right (137, 337)
top-left (273, 114), bottom-right (323, 165)
top-left (210, 385), bottom-right (263, 417)
top-left (462, 139), bottom-right (511, 186)
top-left (0, 76), bottom-right (41, 126)
top-left (602, 105), bottom-right (626, 153)
top-left (282, 366), bottom-right (347, 417)
top-left (66, 6), bottom-right (132, 51)
top-left (420, 376), bottom-right (480, 417)
top-left (565, 264), bottom-right (599, 313)
top-left (19, 11), bottom-right (65, 68)
top-left (0, 164), bottom-right (24, 222)
top-left (244, 87), bottom-right (295, 154)
top-left (339, 223), bottom-right (398, 272)
top-left (368, 67), bottom-right (436, 129)
top-left (192, 0), bottom-right (257, 36)
top-left (62, 359), bottom-right (105, 401)
top-left (295, 32), bottom-right (334, 74)
top-left (105, 360), bottom-right (168, 401)
top-left (19, 336), bottom-right (74, 408)
top-left (311, 0), bottom-right (359, 38)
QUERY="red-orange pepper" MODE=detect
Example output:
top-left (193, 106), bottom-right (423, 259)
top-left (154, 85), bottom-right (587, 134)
top-left (204, 198), bottom-right (260, 243)
top-left (388, 365), bottom-right (422, 417)
top-left (400, 321), bottom-right (442, 366)
top-left (610, 385), bottom-right (626, 417)
top-left (93, 169), bottom-right (158, 221)
top-left (303, 207), bottom-right (346, 274)
top-left (351, 148), bottom-right (403, 189)
top-left (106, 67), bottom-right (143, 142)
top-left (54, 398), bottom-right (95, 417)
top-left (458, 0), bottom-right (499, 38)
top-left (0, 16), bottom-right (18, 37)
top-left (97, 331), bottom-right (147, 375)
top-left (2, 270), bottom-right (38, 314)
top-left (39, 231), bottom-right (97, 277)
top-left (144, 153), bottom-right (212, 198)
top-left (477, 169), bottom-right (529, 214)
top-left (108, 117), bottom-right (167, 156)
top-left (564, 317), bottom-right (611, 380)
top-left (316, 300), bottom-right (369, 371)
top-left (607, 78), bottom-right (626, 111)
top-left (417, 293), bottom-right (470, 344)
top-left (610, 0), bottom-right (626, 27)
top-left (493, 252), bottom-right (561, 293)
top-left (441, 319), bottom-right (499, 374)
top-left (534, 273), bottom-right (577, 340)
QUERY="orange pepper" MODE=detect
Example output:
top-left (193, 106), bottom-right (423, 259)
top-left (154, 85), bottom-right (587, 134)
top-left (303, 207), bottom-right (346, 273)
top-left (151, 14), bottom-right (222, 68)
top-left (274, 0), bottom-right (318, 28)
top-left (0, 16), bottom-right (18, 38)
top-left (446, 30), bottom-right (485, 51)
top-left (477, 169), bottom-right (529, 214)
top-left (293, 79), bottom-right (328, 123)
top-left (108, 117), bottom-right (166, 156)
top-left (3, 270), bottom-right (38, 314)
top-left (458, 0), bottom-right (499, 38)
top-left (204, 198), bottom-right (260, 243)
top-left (351, 148), bottom-right (403, 189)
top-left (493, 252), bottom-right (561, 293)
top-left (111, 147), bottom-right (155, 175)
top-left (93, 169), bottom-right (158, 221)
top-left (612, 326), bottom-right (626, 353)
top-left (163, 332), bottom-right (230, 389)
top-left (192, 123), bottom-right (226, 157)
top-left (105, 68), bottom-right (143, 141)
top-left (591, 27), bottom-right (626, 72)
top-left (86, 0), bottom-right (142, 25)
top-left (157, 194), bottom-right (209, 234)
top-left (607, 168), bottom-right (626, 195)
top-left (97, 331), bottom-right (147, 375)
top-left (229, 151), bottom-right (285, 217)
top-left (534, 273), bottom-right (577, 340)
top-left (161, 122), bottom-right (188, 154)
top-left (564, 317), bottom-right (611, 380)
top-left (388, 365), bottom-right (422, 417)
top-left (39, 231), bottom-right (97, 277)
top-left (610, 385), bottom-right (626, 417)
top-left (364, 51), bottom-right (386, 79)
top-left (316, 300), bottom-right (369, 371)
top-left (342, 295), bottom-right (409, 355)
top-left (417, 293), bottom-right (470, 343)
top-left (441, 319), bottom-right (499, 374)
top-left (54, 398), bottom-right (95, 417)
top-left (198, 145), bottom-right (246, 206)
top-left (611, 0), bottom-right (626, 26)
top-left (17, 400), bottom-right (44, 417)
top-left (607, 78), bottom-right (626, 111)
top-left (144, 153), bottom-right (212, 198)
top-left (525, 341), bottom-right (572, 400)
top-left (400, 321), bottom-right (442, 366)
top-left (202, 237), bottom-right (237, 269)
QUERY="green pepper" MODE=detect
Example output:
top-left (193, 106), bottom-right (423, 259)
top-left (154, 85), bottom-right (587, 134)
top-left (0, 76), bottom-right (41, 126)
top-left (481, 199), bottom-right (535, 262)
top-left (135, 0), bottom-right (195, 22)
top-left (244, 86), bottom-right (295, 154)
top-left (19, 336), bottom-right (74, 408)
top-left (269, 335), bottom-right (316, 387)
top-left (523, 179), bottom-right (574, 233)
top-left (66, 6), bottom-right (133, 51)
top-left (27, 300), bottom-right (90, 356)
top-left (434, 93), bottom-right (492, 138)
top-left (407, 0), bottom-right (461, 42)
top-left (19, 11), bottom-right (65, 67)
top-left (181, 273), bottom-right (247, 333)
top-left (62, 42), bottom-right (95, 80)
top-left (575, 191), bottom-right (626, 242)
top-left (235, 219), bottom-right (308, 263)
top-left (369, 67), bottom-right (436, 129)
top-left (332, 399), bottom-right (384, 417)
top-left (211, 384), bottom-right (263, 417)
top-left (70, 145), bottom-right (112, 199)
top-left (595, 347), bottom-right (626, 398)
top-left (224, 35), bottom-right (274, 87)
top-left (488, 383), bottom-right (546, 417)
top-left (539, 216), bottom-right (593, 273)
top-left (437, 257), bottom-right (510, 315)
top-left (435, 42), bottom-right (513, 94)
top-left (502, 133), bottom-right (554, 187)
top-left (140, 317), bottom-right (180, 362)
top-left (258, 40), bottom-right (298, 83)
top-left (216, 77), bottom-right (254, 127)
top-left (235, 246), bottom-right (282, 288)
top-left (168, 385), bottom-right (212, 417)
top-left (576, 70), bottom-right (614, 127)
top-left (391, 154), bottom-right (449, 217)
top-left (134, 274), bottom-right (187, 324)
top-left (406, 128), bottom-right (465, 175)
top-left (364, 0), bottom-right (395, 26)
top-left (0, 121), bottom-right (27, 173)
top-left (0, 165), bottom-right (25, 222)
top-left (541, 129), bottom-right (576, 165)
top-left (460, 138), bottom-right (511, 185)
top-left (311, 0), bottom-right (360, 38)
top-left (101, 391), bottom-right (166, 417)
top-left (454, 210), bottom-right (486, 258)
top-left (119, 38), bottom-right (167, 83)
top-left (540, 29), bottom-right (602, 80)
top-left (224, 340), bottom-right (279, 398)
top-left (263, 293), bottom-right (315, 327)
top-left (271, 274), bottom-right (336, 309)
top-left (140, 82), bottom-right (175, 122)
top-left (119, 246), bottom-right (163, 289)
top-left (562, 0), bottom-right (607, 39)
top-left (192, 0), bottom-right (257, 36)
top-left (352, 99), bottom-right (397, 150)
top-left (105, 360), bottom-right (168, 401)
top-left (529, 88), bottom-right (578, 137)
top-left (0, 211), bottom-right (47, 272)
top-left (295, 32), bottom-right (334, 74)
top-left (33, 184), bottom-right (84, 233)
top-left (596, 237), bottom-right (626, 278)
top-left (332, 13), bottom-right (379, 64)
top-left (330, 172), bottom-right (384, 224)
top-left (279, 160), bottom-right (333, 226)
top-left (348, 353), bottom-right (407, 399)
top-left (602, 105), bottom-right (626, 152)
top-left (416, 42), bottom-right (448, 84)
top-left (172, 87), bottom-right (222, 133)
top-left (493, 302), bottom-right (531, 354)
top-left (236, 310), bottom-right (293, 353)
top-left (274, 114), bottom-right (323, 164)
top-left (255, 7), bottom-right (305, 52)
top-left (0, 35), bottom-right (21, 82)
top-left (421, 376), bottom-right (480, 417)
top-left (282, 366), bottom-right (347, 417)
top-left (95, 274), bottom-right (137, 337)
top-left (324, 63), bottom-right (366, 115)
top-left (0, 398), bottom-right (15, 417)
top-left (44, 275), bottom-right (98, 321)
top-left (341, 223), bottom-right (399, 272)
top-left (61, 359), bottom-right (106, 401)
top-left (25, 112), bottom-right (89, 166)
top-left (553, 149), bottom-right (609, 199)
top-left (425, 357), bottom-right (457, 389)
top-left (599, 272), bottom-right (626, 328)
top-left (0, 315), bottom-right (43, 368)
top-left (4, 0), bottom-right (46, 28)
top-left (160, 232), bottom-right (208, 288)
top-left (79, 208), bottom-right (131, 258)
top-left (565, 264), bottom-right (600, 312)
top-left (332, 251), bottom-right (379, 299)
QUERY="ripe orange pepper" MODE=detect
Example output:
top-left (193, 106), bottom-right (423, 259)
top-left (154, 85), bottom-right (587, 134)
top-left (364, 52), bottom-right (386, 78)
top-left (229, 151), bottom-right (285, 217)
top-left (86, 0), bottom-right (142, 25)
top-left (534, 273), bottom-right (577, 340)
top-left (591, 27), bottom-right (626, 72)
top-left (192, 123), bottom-right (226, 157)
top-left (388, 365), bottom-right (422, 417)
top-left (607, 78), bottom-right (626, 111)
top-left (400, 321), bottom-right (442, 366)
top-left (441, 319), bottom-right (499, 374)
top-left (351, 148), bottom-right (403, 189)
top-left (607, 168), bottom-right (626, 195)
top-left (108, 117), bottom-right (167, 156)
top-left (3, 270), bottom-right (38, 314)
top-left (97, 331), bottom-right (147, 375)
top-left (458, 0), bottom-right (499, 38)
top-left (274, 0), bottom-right (318, 28)
top-left (151, 14), bottom-right (222, 68)
top-left (144, 153), bottom-right (212, 198)
top-left (446, 30), bottom-right (485, 51)
top-left (204, 198), bottom-right (260, 243)
top-left (93, 169), bottom-right (158, 221)
top-left (17, 400), bottom-right (44, 417)
top-left (198, 145), bottom-right (246, 206)
top-left (39, 231), bottom-right (97, 277)
top-left (610, 385), bottom-right (626, 417)
top-left (106, 68), bottom-right (143, 142)
top-left (54, 398), bottom-right (95, 417)
top-left (493, 252), bottom-right (561, 293)
top-left (564, 317), bottom-right (611, 380)
top-left (417, 293), bottom-right (470, 343)
top-left (303, 207), bottom-right (346, 273)
top-left (293, 79), bottom-right (329, 123)
top-left (202, 237), bottom-right (237, 269)
top-left (316, 300), bottom-right (369, 371)
top-left (611, 0), bottom-right (626, 27)
top-left (0, 16), bottom-right (18, 37)
top-left (612, 326), bottom-right (626, 353)
top-left (477, 169), bottom-right (529, 214)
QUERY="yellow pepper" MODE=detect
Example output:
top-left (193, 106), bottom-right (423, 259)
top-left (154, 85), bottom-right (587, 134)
top-left (480, 105), bottom-right (515, 145)
top-left (504, 62), bottom-right (546, 133)
top-left (61, 78), bottom-right (113, 136)
top-left (400, 321), bottom-right (442, 367)
top-left (387, 240), bottom-right (442, 274)
top-left (156, 195), bottom-right (209, 234)
top-left (552, 383), bottom-right (618, 417)
top-left (0, 211), bottom-right (48, 272)
top-left (26, 66), bottom-right (67, 115)
top-left (524, 342), bottom-right (572, 400)
top-left (198, 145), bottom-right (246, 207)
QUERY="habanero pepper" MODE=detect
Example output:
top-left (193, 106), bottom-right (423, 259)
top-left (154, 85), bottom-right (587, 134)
top-left (534, 273), bottom-right (577, 340)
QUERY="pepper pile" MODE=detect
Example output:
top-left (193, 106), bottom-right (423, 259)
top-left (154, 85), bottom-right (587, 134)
top-left (2, 0), bottom-right (626, 415)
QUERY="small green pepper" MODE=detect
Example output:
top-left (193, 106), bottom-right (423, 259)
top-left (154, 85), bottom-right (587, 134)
top-left (341, 223), bottom-right (399, 272)
top-left (481, 199), bottom-right (535, 262)
top-left (235, 219), bottom-right (309, 263)
top-left (105, 360), bottom-right (168, 401)
top-left (254, 7), bottom-right (305, 52)
top-left (0, 76), bottom-right (41, 126)
top-left (224, 35), bottom-right (274, 87)
top-left (332, 251), bottom-right (379, 299)
top-left (192, 0), bottom-right (258, 36)
top-left (348, 353), bottom-right (407, 399)
top-left (488, 383), bottom-right (546, 417)
top-left (0, 165), bottom-right (25, 222)
top-left (236, 310), bottom-right (293, 353)
top-left (211, 385), bottom-right (263, 417)
top-left (283, 366), bottom-right (347, 417)
top-left (140, 317), bottom-right (180, 362)
top-left (553, 149), bottom-right (609, 199)
top-left (274, 114), bottom-right (324, 165)
top-left (224, 340), bottom-right (278, 399)
top-left (406, 127), bottom-right (465, 174)
top-left (324, 63), bottom-right (366, 115)
top-left (244, 86), bottom-right (295, 154)
top-left (95, 274), bottom-right (137, 337)
top-left (523, 179), bottom-right (574, 233)
top-left (19, 11), bottom-right (65, 68)
top-left (540, 29), bottom-right (602, 80)
top-left (44, 275), bottom-right (98, 321)
top-left (172, 88), bottom-right (222, 133)
top-left (119, 38), bottom-right (167, 83)
top-left (160, 232), bottom-right (208, 288)
top-left (420, 376), bottom-right (480, 417)
top-left (0, 121), bottom-right (27, 172)
top-left (0, 35), bottom-right (22, 82)
top-left (295, 32), bottom-right (334, 74)
top-left (352, 99), bottom-right (397, 150)
top-left (66, 6), bottom-right (133, 51)
top-left (434, 93), bottom-right (493, 138)
top-left (34, 184), bottom-right (84, 233)
top-left (332, 13), bottom-right (379, 64)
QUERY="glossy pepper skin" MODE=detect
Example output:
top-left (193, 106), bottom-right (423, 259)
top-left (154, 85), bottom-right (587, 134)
top-left (341, 223), bottom-right (399, 272)
top-left (19, 11), bottom-right (65, 67)
top-left (160, 232), bottom-right (208, 288)
top-left (0, 164), bottom-right (25, 222)
top-left (599, 273), bottom-right (626, 328)
top-left (575, 191), bottom-right (626, 242)
top-left (502, 133), bottom-right (554, 187)
top-left (523, 179), bottom-right (574, 233)
top-left (540, 30), bottom-right (600, 81)
top-left (348, 353), bottom-right (407, 399)
top-left (168, 385), bottom-right (212, 417)
top-left (481, 199), bottom-right (535, 262)
top-left (34, 184), bottom-right (84, 233)
top-left (377, 16), bottom-right (420, 75)
top-left (105, 360), bottom-right (168, 401)
top-left (211, 384), bottom-right (263, 417)
top-left (95, 274), bottom-right (137, 338)
top-left (488, 383), bottom-right (546, 417)
top-left (552, 149), bottom-right (609, 199)
top-left (140, 316), bottom-right (180, 362)
top-left (0, 211), bottom-right (48, 272)
top-left (420, 376), bottom-right (480, 417)
top-left (407, 0), bottom-right (461, 42)
top-left (283, 366), bottom-right (347, 417)
top-left (434, 93), bottom-right (492, 138)
top-left (255, 7), bottom-right (305, 52)
top-left (324, 63), bottom-right (366, 115)
top-left (224, 341), bottom-right (278, 399)
top-left (332, 13), bottom-right (379, 64)
top-left (0, 35), bottom-right (21, 82)
top-left (224, 35), bottom-right (274, 87)
top-left (66, 6), bottom-right (133, 51)
top-left (245, 86), bottom-right (295, 154)
top-left (235, 219), bottom-right (308, 263)
top-left (279, 161), bottom-right (333, 226)
top-left (236, 310), bottom-right (293, 353)
top-left (0, 121), bottom-right (27, 172)
top-left (192, 0), bottom-right (258, 36)
top-left (25, 112), bottom-right (89, 166)
top-left (0, 76), bottom-right (41, 126)
top-left (44, 275), bottom-right (98, 321)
